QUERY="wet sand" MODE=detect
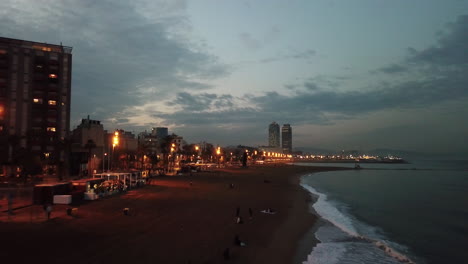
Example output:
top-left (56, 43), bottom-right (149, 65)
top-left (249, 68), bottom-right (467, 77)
top-left (0, 164), bottom-right (347, 264)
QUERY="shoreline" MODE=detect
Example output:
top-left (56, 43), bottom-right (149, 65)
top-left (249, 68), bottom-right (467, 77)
top-left (0, 164), bottom-right (349, 264)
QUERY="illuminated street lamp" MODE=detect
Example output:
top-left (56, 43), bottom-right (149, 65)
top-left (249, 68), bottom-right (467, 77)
top-left (216, 146), bottom-right (221, 168)
top-left (103, 153), bottom-right (107, 172)
top-left (170, 143), bottom-right (176, 173)
top-left (111, 131), bottom-right (119, 170)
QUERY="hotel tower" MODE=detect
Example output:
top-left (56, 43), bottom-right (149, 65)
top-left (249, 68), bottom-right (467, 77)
top-left (268, 122), bottom-right (280, 148)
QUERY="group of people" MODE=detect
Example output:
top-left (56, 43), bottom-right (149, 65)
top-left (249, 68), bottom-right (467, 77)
top-left (224, 206), bottom-right (254, 260)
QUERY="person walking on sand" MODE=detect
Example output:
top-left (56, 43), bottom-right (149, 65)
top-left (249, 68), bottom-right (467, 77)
top-left (234, 235), bottom-right (247, 247)
top-left (44, 204), bottom-right (52, 220)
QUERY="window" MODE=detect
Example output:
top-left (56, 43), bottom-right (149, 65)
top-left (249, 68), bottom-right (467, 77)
top-left (47, 127), bottom-right (56, 132)
top-left (48, 100), bottom-right (57, 105)
top-left (33, 98), bottom-right (43, 104)
top-left (48, 73), bottom-right (58, 79)
top-left (36, 65), bottom-right (44, 69)
top-left (0, 49), bottom-right (6, 55)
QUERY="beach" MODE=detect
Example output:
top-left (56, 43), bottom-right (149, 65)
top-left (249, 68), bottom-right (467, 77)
top-left (0, 164), bottom-right (347, 264)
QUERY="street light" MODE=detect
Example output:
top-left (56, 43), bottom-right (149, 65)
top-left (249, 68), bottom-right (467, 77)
top-left (170, 143), bottom-right (176, 173)
top-left (216, 146), bottom-right (221, 168)
top-left (103, 153), bottom-right (107, 172)
top-left (111, 131), bottom-right (119, 171)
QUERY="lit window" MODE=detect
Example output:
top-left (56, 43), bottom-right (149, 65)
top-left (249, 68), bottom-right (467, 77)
top-left (36, 65), bottom-right (43, 69)
top-left (0, 125), bottom-right (3, 131)
top-left (33, 98), bottom-right (43, 104)
top-left (47, 127), bottom-right (56, 132)
top-left (48, 100), bottom-right (57, 105)
top-left (48, 74), bottom-right (57, 79)
top-left (0, 49), bottom-right (6, 54)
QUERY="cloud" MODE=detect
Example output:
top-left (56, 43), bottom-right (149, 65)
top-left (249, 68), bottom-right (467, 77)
top-left (378, 14), bottom-right (468, 75)
top-left (239, 25), bottom-right (281, 51)
top-left (408, 15), bottom-right (468, 66)
top-left (239, 32), bottom-right (262, 50)
top-left (376, 64), bottom-right (408, 74)
top-left (151, 14), bottom-right (468, 133)
top-left (167, 92), bottom-right (234, 112)
top-left (260, 48), bottom-right (316, 64)
top-left (0, 0), bottom-right (227, 123)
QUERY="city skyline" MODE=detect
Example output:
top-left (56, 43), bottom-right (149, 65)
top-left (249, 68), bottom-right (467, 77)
top-left (1, 0), bottom-right (468, 155)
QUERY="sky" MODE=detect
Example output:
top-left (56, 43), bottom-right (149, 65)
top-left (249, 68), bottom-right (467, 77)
top-left (1, 0), bottom-right (468, 155)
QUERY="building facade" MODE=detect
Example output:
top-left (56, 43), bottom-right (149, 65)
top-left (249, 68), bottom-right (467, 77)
top-left (268, 122), bottom-right (280, 148)
top-left (154, 127), bottom-right (168, 139)
top-left (70, 116), bottom-right (105, 176)
top-left (0, 37), bottom-right (72, 176)
top-left (281, 124), bottom-right (292, 154)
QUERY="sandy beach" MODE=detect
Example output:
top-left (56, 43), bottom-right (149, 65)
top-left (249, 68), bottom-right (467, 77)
top-left (0, 164), bottom-right (347, 264)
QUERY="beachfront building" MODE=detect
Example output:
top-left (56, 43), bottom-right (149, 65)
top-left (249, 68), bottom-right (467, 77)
top-left (70, 116), bottom-right (106, 176)
top-left (0, 37), bottom-right (72, 178)
top-left (282, 124), bottom-right (292, 154)
top-left (268, 122), bottom-right (280, 148)
top-left (138, 130), bottom-right (159, 154)
top-left (109, 129), bottom-right (138, 170)
top-left (154, 127), bottom-right (168, 139)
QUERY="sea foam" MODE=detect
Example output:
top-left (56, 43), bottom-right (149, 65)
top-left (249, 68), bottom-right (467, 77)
top-left (300, 179), bottom-right (414, 264)
top-left (302, 242), bottom-right (346, 264)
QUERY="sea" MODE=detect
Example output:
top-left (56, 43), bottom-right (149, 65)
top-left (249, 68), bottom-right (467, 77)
top-left (296, 159), bottom-right (468, 264)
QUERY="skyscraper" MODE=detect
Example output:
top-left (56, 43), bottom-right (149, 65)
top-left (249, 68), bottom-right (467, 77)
top-left (268, 122), bottom-right (280, 148)
top-left (0, 37), bottom-right (72, 169)
top-left (282, 124), bottom-right (292, 154)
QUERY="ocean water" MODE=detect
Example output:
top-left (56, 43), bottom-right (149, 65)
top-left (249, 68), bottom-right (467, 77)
top-left (298, 160), bottom-right (468, 264)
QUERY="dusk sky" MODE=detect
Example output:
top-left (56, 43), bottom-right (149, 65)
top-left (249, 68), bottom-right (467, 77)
top-left (2, 0), bottom-right (468, 155)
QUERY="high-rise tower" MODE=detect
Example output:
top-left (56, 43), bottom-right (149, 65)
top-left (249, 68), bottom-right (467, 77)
top-left (282, 124), bottom-right (292, 154)
top-left (0, 37), bottom-right (72, 167)
top-left (268, 122), bottom-right (280, 148)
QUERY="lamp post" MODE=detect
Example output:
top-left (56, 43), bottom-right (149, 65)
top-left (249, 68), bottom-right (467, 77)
top-left (170, 143), bottom-right (175, 173)
top-left (103, 153), bottom-right (107, 172)
top-left (194, 145), bottom-right (200, 162)
top-left (112, 131), bottom-right (119, 171)
top-left (216, 146), bottom-right (221, 168)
